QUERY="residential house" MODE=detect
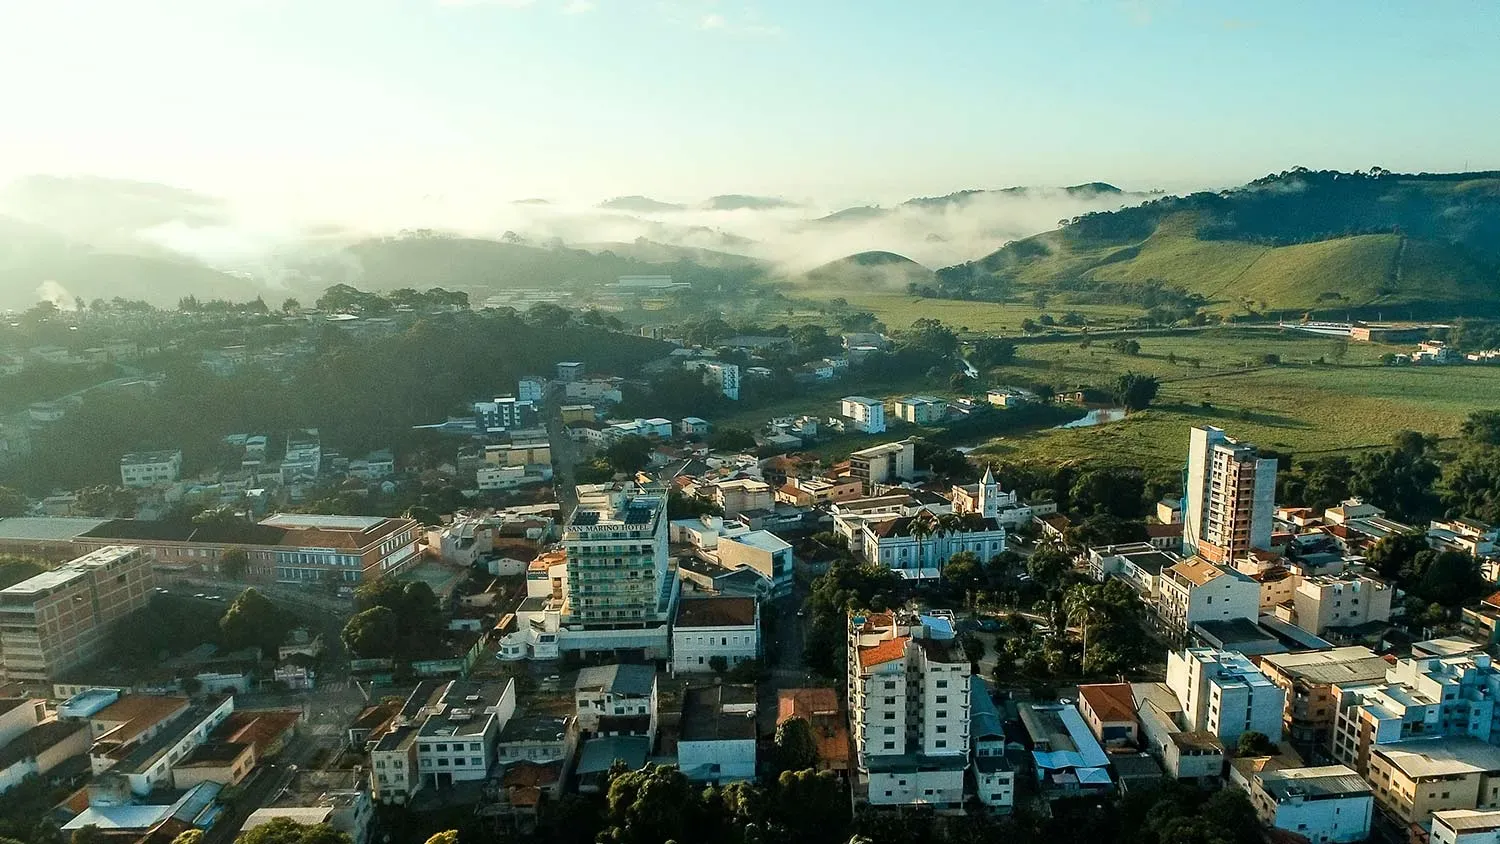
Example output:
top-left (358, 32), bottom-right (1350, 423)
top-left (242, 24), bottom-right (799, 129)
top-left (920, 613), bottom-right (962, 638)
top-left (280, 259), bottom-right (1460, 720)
top-left (970, 677), bottom-right (1015, 811)
top-left (1018, 702), bottom-right (1113, 799)
top-left (672, 597), bottom-right (759, 674)
top-left (1133, 682), bottom-right (1225, 783)
top-left (1248, 765), bottom-right (1373, 844)
top-left (574, 664), bottom-right (657, 738)
top-left (119, 451), bottom-right (183, 488)
top-left (678, 684), bottom-right (757, 785)
top-left (714, 531), bottom-right (793, 596)
top-left (1076, 684), bottom-right (1138, 748)
top-left (777, 688), bottom-right (850, 774)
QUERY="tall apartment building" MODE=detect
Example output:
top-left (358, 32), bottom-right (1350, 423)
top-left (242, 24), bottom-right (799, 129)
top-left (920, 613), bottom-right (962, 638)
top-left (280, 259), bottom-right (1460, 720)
top-left (1183, 426), bottom-right (1277, 563)
top-left (118, 450), bottom-right (182, 488)
top-left (850, 440), bottom-right (915, 493)
top-left (561, 484), bottom-right (677, 660)
top-left (847, 610), bottom-right (971, 807)
top-left (0, 546), bottom-right (154, 683)
top-left (1165, 647), bottom-right (1286, 747)
top-left (839, 396), bottom-right (886, 434)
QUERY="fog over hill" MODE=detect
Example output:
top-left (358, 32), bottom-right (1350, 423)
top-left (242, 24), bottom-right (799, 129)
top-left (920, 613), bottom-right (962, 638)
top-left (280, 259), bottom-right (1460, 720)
top-left (0, 175), bottom-right (1152, 307)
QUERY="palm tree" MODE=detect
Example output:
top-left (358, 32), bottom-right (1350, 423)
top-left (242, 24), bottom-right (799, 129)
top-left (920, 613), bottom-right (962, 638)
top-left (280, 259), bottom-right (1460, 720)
top-left (908, 517), bottom-right (933, 573)
top-left (1064, 584), bottom-right (1108, 673)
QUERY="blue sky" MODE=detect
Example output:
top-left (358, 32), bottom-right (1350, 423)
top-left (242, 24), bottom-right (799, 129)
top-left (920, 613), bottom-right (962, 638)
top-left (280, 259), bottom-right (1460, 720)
top-left (2, 0), bottom-right (1498, 212)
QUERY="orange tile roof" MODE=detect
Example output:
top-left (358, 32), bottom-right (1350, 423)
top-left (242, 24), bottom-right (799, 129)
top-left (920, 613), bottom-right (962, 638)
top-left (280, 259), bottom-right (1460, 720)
top-left (776, 688), bottom-right (850, 768)
top-left (778, 688), bottom-right (840, 722)
top-left (1078, 683), bottom-right (1136, 723)
top-left (1168, 558), bottom-right (1225, 587)
top-left (91, 695), bottom-right (190, 743)
top-left (214, 709), bottom-right (300, 753)
top-left (858, 636), bottom-right (909, 669)
top-left (1484, 590), bottom-right (1500, 610)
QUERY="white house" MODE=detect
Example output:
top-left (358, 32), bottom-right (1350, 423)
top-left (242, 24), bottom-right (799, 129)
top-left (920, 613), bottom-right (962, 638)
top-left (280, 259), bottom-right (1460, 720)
top-left (1157, 557), bottom-right (1260, 633)
top-left (672, 597), bottom-right (759, 674)
top-left (680, 417), bottom-right (712, 437)
top-left (970, 675), bottom-right (1015, 810)
top-left (1250, 765), bottom-right (1373, 844)
top-left (574, 664), bottom-right (657, 735)
top-left (678, 684), bottom-right (757, 784)
top-left (839, 396), bottom-right (886, 434)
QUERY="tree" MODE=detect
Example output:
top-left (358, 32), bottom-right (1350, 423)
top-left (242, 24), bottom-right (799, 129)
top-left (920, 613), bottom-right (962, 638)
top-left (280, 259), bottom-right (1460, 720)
top-left (218, 588), bottom-right (291, 655)
top-left (1110, 338), bottom-right (1141, 355)
top-left (220, 549), bottom-right (249, 580)
top-left (604, 435), bottom-right (653, 475)
top-left (1417, 550), bottom-right (1486, 607)
top-left (708, 427), bottom-right (757, 451)
top-left (423, 833), bottom-right (459, 844)
top-left (0, 487), bottom-right (25, 517)
top-left (235, 818), bottom-right (351, 844)
top-left (170, 832), bottom-right (204, 844)
top-left (70, 827), bottom-right (103, 844)
top-left (942, 550), bottom-right (984, 596)
top-left (959, 633), bottom-right (986, 666)
top-left (1026, 545), bottom-right (1071, 586)
top-left (1236, 731), bottom-right (1276, 757)
top-left (1071, 466), bottom-right (1147, 519)
top-left (342, 606), bottom-right (399, 658)
top-left (1366, 530), bottom-right (1430, 581)
top-left (971, 338), bottom-right (1017, 367)
top-left (1065, 514), bottom-right (1149, 547)
top-left (773, 769), bottom-right (849, 841)
top-left (599, 764), bottom-right (694, 844)
top-left (280, 298), bottom-right (301, 313)
top-left (773, 717), bottom-right (821, 774)
top-left (1113, 372), bottom-right (1159, 412)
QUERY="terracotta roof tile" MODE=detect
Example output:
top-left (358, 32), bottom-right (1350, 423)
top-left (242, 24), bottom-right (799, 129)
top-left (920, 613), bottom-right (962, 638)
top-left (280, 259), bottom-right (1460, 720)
top-left (1078, 683), bottom-right (1136, 723)
top-left (858, 636), bottom-right (909, 669)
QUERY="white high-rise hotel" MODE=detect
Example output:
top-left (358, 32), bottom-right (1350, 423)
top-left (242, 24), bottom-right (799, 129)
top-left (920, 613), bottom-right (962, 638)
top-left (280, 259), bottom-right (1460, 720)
top-left (561, 484), bottom-right (678, 660)
top-left (847, 610), bottom-right (971, 807)
top-left (1183, 426), bottom-right (1277, 564)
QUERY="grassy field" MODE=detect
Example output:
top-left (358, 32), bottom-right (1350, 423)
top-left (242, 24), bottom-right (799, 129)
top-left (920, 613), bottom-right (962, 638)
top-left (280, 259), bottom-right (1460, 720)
top-left (973, 328), bottom-right (1500, 469)
top-left (698, 324), bottom-right (1500, 474)
top-left (782, 287), bottom-right (1145, 334)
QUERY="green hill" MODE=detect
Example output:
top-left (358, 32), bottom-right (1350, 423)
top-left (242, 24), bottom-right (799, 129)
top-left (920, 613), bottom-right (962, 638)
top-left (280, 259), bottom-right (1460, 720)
top-left (937, 169), bottom-right (1500, 316)
top-left (303, 234), bottom-right (763, 297)
top-left (0, 215), bottom-right (250, 308)
top-left (804, 251), bottom-right (934, 290)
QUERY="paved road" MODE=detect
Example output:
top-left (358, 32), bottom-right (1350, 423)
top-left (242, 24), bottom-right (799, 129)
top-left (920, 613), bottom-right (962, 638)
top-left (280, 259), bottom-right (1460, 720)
top-left (543, 383), bottom-right (581, 521)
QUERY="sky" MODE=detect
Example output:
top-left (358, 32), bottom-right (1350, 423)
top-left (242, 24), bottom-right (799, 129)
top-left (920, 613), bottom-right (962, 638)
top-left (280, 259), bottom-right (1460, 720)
top-left (2, 0), bottom-right (1499, 217)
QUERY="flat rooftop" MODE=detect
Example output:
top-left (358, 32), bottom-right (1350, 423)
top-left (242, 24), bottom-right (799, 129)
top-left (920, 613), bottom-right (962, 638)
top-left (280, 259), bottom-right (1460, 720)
top-left (259, 514), bottom-right (386, 531)
top-left (0, 517), bottom-right (108, 542)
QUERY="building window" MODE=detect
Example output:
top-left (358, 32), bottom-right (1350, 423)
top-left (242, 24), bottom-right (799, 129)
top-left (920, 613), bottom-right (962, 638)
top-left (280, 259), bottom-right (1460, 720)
top-left (935, 740), bottom-right (947, 748)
